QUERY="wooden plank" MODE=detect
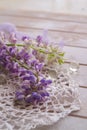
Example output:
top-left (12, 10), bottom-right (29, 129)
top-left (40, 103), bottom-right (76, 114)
top-left (0, 15), bottom-right (87, 35)
top-left (0, 10), bottom-right (87, 24)
top-left (34, 116), bottom-right (87, 130)
top-left (64, 46), bottom-right (87, 65)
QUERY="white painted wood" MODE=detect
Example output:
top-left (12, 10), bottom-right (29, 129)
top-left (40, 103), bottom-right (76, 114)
top-left (0, 0), bottom-right (87, 15)
top-left (0, 15), bottom-right (87, 34)
top-left (64, 46), bottom-right (87, 65)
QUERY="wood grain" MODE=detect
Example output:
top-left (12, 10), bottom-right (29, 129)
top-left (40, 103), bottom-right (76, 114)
top-left (64, 46), bottom-right (87, 65)
top-left (0, 10), bottom-right (87, 24)
top-left (0, 15), bottom-right (87, 35)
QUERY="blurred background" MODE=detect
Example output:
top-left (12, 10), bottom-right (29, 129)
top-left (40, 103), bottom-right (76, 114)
top-left (0, 0), bottom-right (87, 16)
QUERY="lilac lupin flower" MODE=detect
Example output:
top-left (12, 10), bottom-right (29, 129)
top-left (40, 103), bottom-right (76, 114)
top-left (23, 75), bottom-right (36, 83)
top-left (36, 35), bottom-right (43, 45)
top-left (0, 23), bottom-right (64, 106)
top-left (46, 79), bottom-right (52, 84)
top-left (31, 60), bottom-right (37, 66)
top-left (25, 95), bottom-right (33, 103)
top-left (21, 85), bottom-right (31, 95)
top-left (40, 78), bottom-right (52, 86)
top-left (42, 29), bottom-right (49, 45)
top-left (0, 23), bottom-right (16, 35)
top-left (35, 63), bottom-right (44, 72)
top-left (58, 40), bottom-right (64, 49)
top-left (9, 47), bottom-right (17, 56)
top-left (9, 32), bottom-right (17, 43)
top-left (22, 36), bottom-right (30, 41)
top-left (15, 91), bottom-right (24, 100)
top-left (32, 50), bottom-right (37, 55)
top-left (36, 30), bottom-right (49, 46)
top-left (23, 52), bottom-right (30, 61)
top-left (32, 92), bottom-right (42, 101)
top-left (19, 70), bottom-right (33, 77)
top-left (21, 85), bottom-right (30, 90)
top-left (40, 91), bottom-right (49, 97)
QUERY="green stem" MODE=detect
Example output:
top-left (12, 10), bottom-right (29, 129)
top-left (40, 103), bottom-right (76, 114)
top-left (6, 43), bottom-right (25, 47)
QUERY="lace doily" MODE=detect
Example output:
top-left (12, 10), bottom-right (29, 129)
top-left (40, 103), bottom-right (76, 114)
top-left (0, 68), bottom-right (80, 130)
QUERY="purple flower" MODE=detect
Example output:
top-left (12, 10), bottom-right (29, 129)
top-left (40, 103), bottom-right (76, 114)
top-left (31, 60), bottom-right (37, 66)
top-left (35, 63), bottom-right (43, 71)
top-left (0, 23), bottom-right (16, 34)
top-left (15, 91), bottom-right (24, 100)
top-left (23, 75), bottom-right (36, 83)
top-left (32, 50), bottom-right (37, 55)
top-left (40, 78), bottom-right (52, 86)
top-left (42, 29), bottom-right (49, 45)
top-left (25, 95), bottom-right (33, 103)
top-left (27, 70), bottom-right (33, 75)
top-left (23, 52), bottom-right (30, 60)
top-left (40, 91), bottom-right (49, 97)
top-left (19, 70), bottom-right (33, 77)
top-left (9, 47), bottom-right (17, 56)
top-left (0, 25), bottom-right (63, 106)
top-left (22, 36), bottom-right (29, 41)
top-left (58, 40), bottom-right (64, 48)
top-left (21, 85), bottom-right (31, 95)
top-left (9, 32), bottom-right (17, 43)
top-left (22, 36), bottom-right (27, 41)
top-left (36, 35), bottom-right (42, 44)
top-left (32, 92), bottom-right (42, 101)
top-left (46, 79), bottom-right (52, 84)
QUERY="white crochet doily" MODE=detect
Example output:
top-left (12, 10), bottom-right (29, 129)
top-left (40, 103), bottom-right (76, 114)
top-left (0, 68), bottom-right (80, 130)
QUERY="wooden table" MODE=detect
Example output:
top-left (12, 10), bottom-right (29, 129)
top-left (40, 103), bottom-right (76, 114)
top-left (0, 10), bottom-right (87, 130)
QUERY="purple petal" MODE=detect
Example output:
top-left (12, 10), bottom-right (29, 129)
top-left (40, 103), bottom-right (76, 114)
top-left (40, 91), bottom-right (49, 97)
top-left (42, 29), bottom-right (49, 44)
top-left (32, 92), bottom-right (41, 100)
top-left (23, 75), bottom-right (36, 82)
top-left (0, 23), bottom-right (16, 34)
top-left (25, 95), bottom-right (33, 103)
top-left (36, 35), bottom-right (42, 44)
top-left (46, 79), bottom-right (52, 84)
top-left (58, 40), bottom-right (64, 48)
top-left (32, 50), bottom-right (37, 55)
top-left (35, 63), bottom-right (43, 71)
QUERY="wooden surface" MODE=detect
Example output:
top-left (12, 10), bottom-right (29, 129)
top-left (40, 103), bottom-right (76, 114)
top-left (0, 0), bottom-right (87, 16)
top-left (0, 10), bottom-right (87, 130)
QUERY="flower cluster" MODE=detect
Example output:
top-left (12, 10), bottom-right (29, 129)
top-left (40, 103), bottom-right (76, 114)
top-left (0, 26), bottom-right (64, 106)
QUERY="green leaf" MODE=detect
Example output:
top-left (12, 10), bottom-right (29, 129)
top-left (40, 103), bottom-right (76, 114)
top-left (38, 48), bottom-right (46, 53)
top-left (58, 58), bottom-right (64, 65)
top-left (59, 52), bottom-right (65, 57)
top-left (48, 53), bottom-right (55, 60)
